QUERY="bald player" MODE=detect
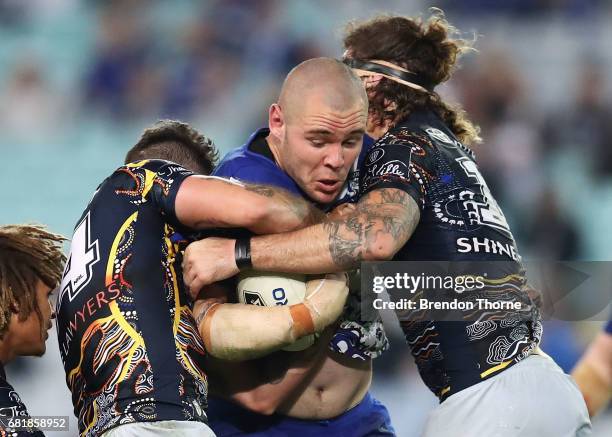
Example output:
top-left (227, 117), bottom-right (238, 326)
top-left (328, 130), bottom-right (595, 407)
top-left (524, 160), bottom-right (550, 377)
top-left (213, 58), bottom-right (367, 204)
top-left (193, 58), bottom-right (394, 436)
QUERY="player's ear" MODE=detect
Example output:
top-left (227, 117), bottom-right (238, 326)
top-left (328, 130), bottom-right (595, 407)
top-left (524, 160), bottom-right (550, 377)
top-left (268, 103), bottom-right (285, 138)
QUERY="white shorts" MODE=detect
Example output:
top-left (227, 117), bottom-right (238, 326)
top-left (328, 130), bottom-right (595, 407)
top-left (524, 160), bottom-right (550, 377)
top-left (101, 420), bottom-right (216, 437)
top-left (422, 354), bottom-right (591, 437)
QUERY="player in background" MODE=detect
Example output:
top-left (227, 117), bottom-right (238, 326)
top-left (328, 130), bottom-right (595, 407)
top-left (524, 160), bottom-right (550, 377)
top-left (183, 12), bottom-right (592, 436)
top-left (572, 321), bottom-right (612, 416)
top-left (198, 57), bottom-right (394, 436)
top-left (57, 120), bottom-right (348, 437)
top-left (0, 224), bottom-right (66, 436)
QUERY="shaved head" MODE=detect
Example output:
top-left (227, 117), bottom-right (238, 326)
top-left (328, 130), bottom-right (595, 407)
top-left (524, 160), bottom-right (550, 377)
top-left (278, 57), bottom-right (367, 122)
top-left (267, 57), bottom-right (368, 204)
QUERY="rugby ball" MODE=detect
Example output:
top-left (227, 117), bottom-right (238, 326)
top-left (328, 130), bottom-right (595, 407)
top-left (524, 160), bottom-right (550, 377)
top-left (237, 271), bottom-right (315, 351)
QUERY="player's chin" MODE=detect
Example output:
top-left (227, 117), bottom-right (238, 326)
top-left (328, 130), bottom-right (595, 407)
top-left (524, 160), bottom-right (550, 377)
top-left (310, 184), bottom-right (342, 204)
top-left (311, 190), bottom-right (339, 204)
top-left (29, 343), bottom-right (46, 357)
top-left (35, 333), bottom-right (49, 356)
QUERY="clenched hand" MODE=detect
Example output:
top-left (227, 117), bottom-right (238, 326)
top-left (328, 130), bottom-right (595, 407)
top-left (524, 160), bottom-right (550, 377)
top-left (182, 237), bottom-right (239, 299)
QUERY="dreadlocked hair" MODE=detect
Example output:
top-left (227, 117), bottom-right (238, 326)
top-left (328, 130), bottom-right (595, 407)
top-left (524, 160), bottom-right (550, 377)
top-left (0, 224), bottom-right (66, 338)
top-left (344, 10), bottom-right (481, 145)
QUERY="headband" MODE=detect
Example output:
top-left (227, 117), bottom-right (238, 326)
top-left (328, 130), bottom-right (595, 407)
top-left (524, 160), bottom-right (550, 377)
top-left (343, 58), bottom-right (433, 92)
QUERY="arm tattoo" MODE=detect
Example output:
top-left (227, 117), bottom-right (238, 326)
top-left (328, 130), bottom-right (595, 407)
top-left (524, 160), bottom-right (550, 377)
top-left (323, 188), bottom-right (419, 269)
top-left (245, 184), bottom-right (275, 197)
top-left (382, 215), bottom-right (410, 239)
top-left (277, 192), bottom-right (322, 225)
top-left (323, 219), bottom-right (365, 269)
top-left (246, 183), bottom-right (325, 225)
top-left (380, 188), bottom-right (412, 204)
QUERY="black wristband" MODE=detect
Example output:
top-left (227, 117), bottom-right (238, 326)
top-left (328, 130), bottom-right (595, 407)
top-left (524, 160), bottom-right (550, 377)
top-left (234, 238), bottom-right (252, 270)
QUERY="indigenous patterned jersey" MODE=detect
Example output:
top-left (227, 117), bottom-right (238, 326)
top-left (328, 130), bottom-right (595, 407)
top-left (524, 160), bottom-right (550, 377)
top-left (57, 160), bottom-right (208, 436)
top-left (214, 129), bottom-right (388, 360)
top-left (361, 109), bottom-right (542, 400)
top-left (0, 365), bottom-right (44, 436)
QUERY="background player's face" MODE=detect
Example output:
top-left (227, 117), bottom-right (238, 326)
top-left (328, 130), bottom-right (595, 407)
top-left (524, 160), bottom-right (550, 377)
top-left (277, 93), bottom-right (366, 204)
top-left (9, 280), bottom-right (55, 357)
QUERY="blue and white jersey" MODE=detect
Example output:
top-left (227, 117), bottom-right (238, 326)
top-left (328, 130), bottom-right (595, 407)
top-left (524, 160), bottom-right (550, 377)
top-left (214, 129), bottom-right (304, 197)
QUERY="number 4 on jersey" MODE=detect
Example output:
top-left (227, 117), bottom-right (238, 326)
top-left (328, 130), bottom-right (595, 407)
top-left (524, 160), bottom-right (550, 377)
top-left (59, 212), bottom-right (100, 304)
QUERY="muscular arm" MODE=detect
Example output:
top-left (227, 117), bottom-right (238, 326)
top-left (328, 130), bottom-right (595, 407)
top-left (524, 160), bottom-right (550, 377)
top-left (571, 331), bottom-right (612, 417)
top-left (175, 176), bottom-right (324, 234)
top-left (193, 274), bottom-right (349, 360)
top-left (182, 187), bottom-right (419, 290)
top-left (252, 188), bottom-right (420, 273)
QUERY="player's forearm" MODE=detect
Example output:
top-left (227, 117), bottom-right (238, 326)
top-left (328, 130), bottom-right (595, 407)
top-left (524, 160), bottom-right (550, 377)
top-left (251, 199), bottom-right (416, 273)
top-left (198, 275), bottom-right (348, 360)
top-left (251, 223), bottom-right (347, 274)
top-left (201, 304), bottom-right (297, 360)
top-left (245, 185), bottom-right (325, 234)
top-left (250, 219), bottom-right (379, 274)
top-left (175, 176), bottom-right (323, 233)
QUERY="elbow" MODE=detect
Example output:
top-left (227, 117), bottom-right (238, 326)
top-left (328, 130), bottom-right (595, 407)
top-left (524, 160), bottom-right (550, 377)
top-left (364, 238), bottom-right (398, 261)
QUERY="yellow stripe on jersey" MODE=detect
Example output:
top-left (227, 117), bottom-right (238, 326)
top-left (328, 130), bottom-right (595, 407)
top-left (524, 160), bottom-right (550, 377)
top-left (480, 359), bottom-right (513, 378)
top-left (124, 160), bottom-right (157, 199)
top-left (83, 405), bottom-right (98, 437)
top-left (141, 169), bottom-right (157, 199)
top-left (105, 212), bottom-right (138, 285)
top-left (109, 301), bottom-right (144, 347)
top-left (482, 274), bottom-right (523, 285)
top-left (164, 226), bottom-right (205, 379)
top-left (125, 160), bottom-right (149, 168)
top-left (165, 228), bottom-right (182, 338)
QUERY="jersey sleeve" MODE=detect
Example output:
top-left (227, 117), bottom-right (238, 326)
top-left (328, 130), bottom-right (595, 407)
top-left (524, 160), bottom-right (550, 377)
top-left (359, 131), bottom-right (436, 211)
top-left (605, 320), bottom-right (612, 335)
top-left (118, 159), bottom-right (195, 227)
